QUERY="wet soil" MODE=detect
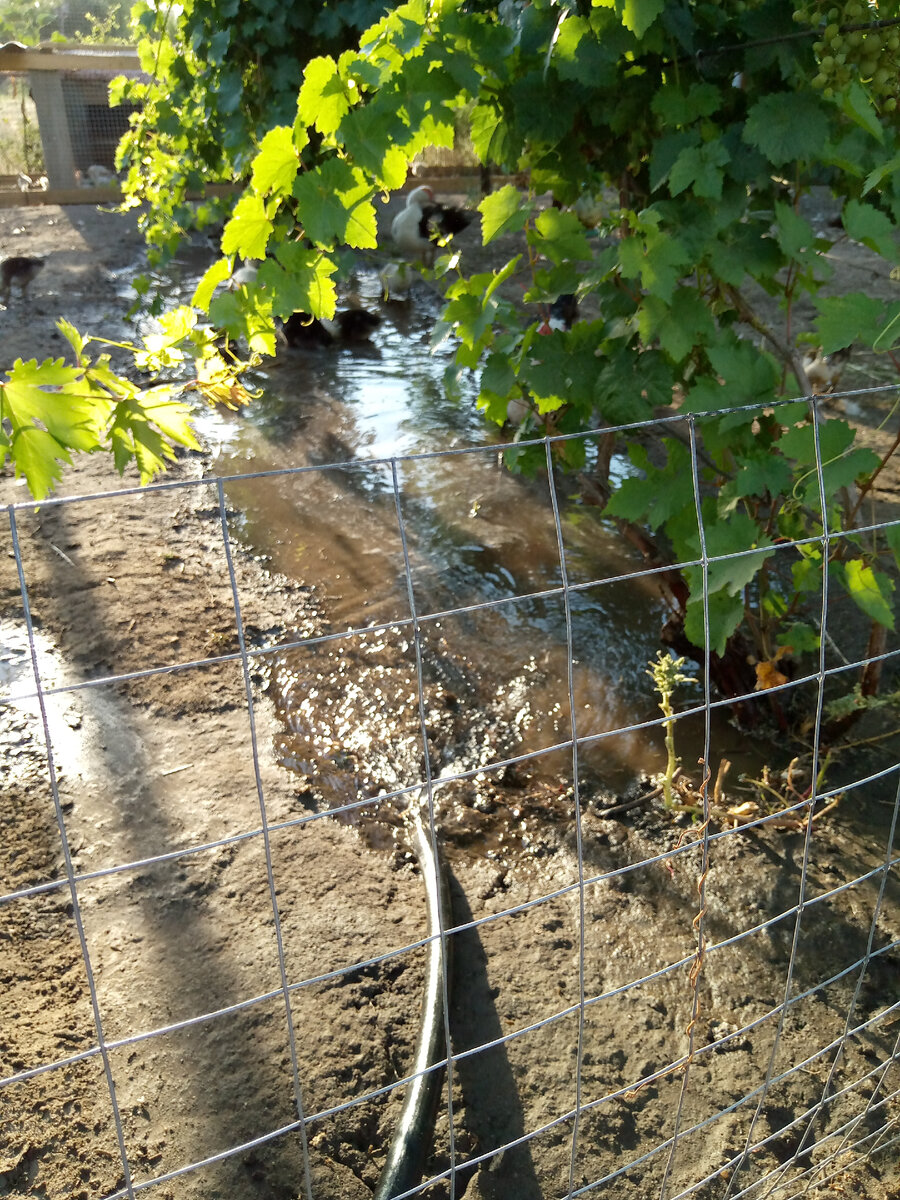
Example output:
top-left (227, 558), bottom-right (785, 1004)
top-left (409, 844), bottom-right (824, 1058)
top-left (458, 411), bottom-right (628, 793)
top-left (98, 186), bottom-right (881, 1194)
top-left (2, 201), bottom-right (900, 1200)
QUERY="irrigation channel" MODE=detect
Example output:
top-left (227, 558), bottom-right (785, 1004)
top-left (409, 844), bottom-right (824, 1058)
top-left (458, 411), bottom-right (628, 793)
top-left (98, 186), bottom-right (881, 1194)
top-left (197, 265), bottom-right (719, 822)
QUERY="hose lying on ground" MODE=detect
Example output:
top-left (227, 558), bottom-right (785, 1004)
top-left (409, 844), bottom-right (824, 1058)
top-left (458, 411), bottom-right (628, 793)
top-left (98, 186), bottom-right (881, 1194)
top-left (374, 806), bottom-right (452, 1200)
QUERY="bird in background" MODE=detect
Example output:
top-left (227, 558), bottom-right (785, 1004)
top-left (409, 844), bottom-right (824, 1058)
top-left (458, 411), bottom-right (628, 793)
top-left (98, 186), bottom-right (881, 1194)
top-left (390, 185), bottom-right (475, 267)
top-left (280, 307), bottom-right (381, 349)
top-left (538, 293), bottom-right (579, 334)
top-left (0, 255), bottom-right (44, 306)
top-left (801, 345), bottom-right (852, 394)
top-left (228, 261), bottom-right (260, 289)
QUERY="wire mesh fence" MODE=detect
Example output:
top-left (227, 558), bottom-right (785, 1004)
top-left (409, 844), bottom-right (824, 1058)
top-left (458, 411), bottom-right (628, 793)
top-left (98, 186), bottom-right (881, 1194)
top-left (1, 402), bottom-right (899, 1200)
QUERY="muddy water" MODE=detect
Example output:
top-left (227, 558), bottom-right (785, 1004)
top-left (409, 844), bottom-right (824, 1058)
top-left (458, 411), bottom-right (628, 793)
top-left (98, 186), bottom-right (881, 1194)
top-left (190, 267), bottom-right (702, 826)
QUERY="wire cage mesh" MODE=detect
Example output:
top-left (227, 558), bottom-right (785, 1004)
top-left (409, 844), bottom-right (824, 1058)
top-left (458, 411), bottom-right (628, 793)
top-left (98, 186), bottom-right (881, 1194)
top-left (1, 403), bottom-right (900, 1200)
top-left (0, 0), bottom-right (139, 192)
top-left (0, 71), bottom-right (43, 180)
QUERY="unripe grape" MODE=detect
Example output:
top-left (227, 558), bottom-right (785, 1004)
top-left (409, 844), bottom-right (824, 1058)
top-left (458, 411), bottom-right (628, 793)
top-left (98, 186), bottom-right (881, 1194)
top-left (824, 85), bottom-right (835, 98)
top-left (885, 97), bottom-right (898, 112)
top-left (813, 40), bottom-right (826, 52)
top-left (821, 54), bottom-right (835, 69)
top-left (824, 22), bottom-right (839, 39)
top-left (860, 58), bottom-right (879, 77)
top-left (875, 66), bottom-right (891, 87)
top-left (888, 33), bottom-right (900, 52)
top-left (813, 72), bottom-right (828, 87)
top-left (827, 5), bottom-right (840, 17)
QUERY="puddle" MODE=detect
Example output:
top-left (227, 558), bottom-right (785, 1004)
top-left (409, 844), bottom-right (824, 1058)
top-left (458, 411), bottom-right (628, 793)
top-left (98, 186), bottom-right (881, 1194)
top-left (0, 617), bottom-right (88, 789)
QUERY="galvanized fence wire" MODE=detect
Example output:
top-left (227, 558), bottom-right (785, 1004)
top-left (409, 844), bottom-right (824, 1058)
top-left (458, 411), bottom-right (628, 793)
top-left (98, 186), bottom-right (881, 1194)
top-left (2, 388), bottom-right (900, 1200)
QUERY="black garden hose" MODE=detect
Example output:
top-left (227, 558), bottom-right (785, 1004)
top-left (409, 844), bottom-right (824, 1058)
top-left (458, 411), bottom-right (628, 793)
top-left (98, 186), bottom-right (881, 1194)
top-left (374, 808), bottom-right (452, 1200)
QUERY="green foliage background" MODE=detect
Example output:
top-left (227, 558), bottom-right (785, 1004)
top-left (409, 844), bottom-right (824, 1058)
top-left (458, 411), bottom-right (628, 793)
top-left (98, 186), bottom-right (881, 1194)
top-left (113, 0), bottom-right (395, 258)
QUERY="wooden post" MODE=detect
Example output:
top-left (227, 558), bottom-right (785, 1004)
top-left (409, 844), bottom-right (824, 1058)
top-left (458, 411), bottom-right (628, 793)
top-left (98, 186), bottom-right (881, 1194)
top-left (27, 70), bottom-right (77, 188)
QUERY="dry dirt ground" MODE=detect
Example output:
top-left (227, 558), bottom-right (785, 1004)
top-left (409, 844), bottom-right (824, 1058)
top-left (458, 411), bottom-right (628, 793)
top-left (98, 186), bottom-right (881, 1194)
top-left (2, 201), bottom-right (900, 1200)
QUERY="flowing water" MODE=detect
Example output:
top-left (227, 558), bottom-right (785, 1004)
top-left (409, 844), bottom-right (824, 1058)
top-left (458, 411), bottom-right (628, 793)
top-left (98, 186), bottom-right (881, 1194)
top-left (187, 264), bottom-right (712, 834)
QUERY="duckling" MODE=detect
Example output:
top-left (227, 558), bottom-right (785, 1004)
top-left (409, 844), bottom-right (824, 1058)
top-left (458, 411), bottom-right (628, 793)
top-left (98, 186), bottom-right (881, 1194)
top-left (331, 307), bottom-right (381, 341)
top-left (279, 312), bottom-right (334, 348)
top-left (379, 260), bottom-right (413, 301)
top-left (0, 256), bottom-right (44, 306)
top-left (802, 345), bottom-right (852, 394)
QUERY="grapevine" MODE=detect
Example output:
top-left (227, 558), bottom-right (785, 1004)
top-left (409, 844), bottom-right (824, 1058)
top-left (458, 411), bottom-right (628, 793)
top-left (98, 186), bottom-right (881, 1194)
top-left (794, 1), bottom-right (900, 108)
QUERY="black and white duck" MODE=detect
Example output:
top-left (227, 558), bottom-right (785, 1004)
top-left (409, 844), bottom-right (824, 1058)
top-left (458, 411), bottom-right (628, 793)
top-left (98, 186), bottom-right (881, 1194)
top-left (390, 185), bottom-right (475, 266)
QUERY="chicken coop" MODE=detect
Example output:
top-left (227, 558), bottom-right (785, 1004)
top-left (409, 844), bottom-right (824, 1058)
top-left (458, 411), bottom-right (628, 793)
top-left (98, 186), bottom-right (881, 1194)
top-left (0, 42), bottom-right (142, 204)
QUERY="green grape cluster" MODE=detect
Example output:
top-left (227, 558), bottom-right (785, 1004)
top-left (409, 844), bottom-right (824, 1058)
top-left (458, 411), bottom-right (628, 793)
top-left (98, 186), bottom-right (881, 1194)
top-left (792, 1), bottom-right (900, 110)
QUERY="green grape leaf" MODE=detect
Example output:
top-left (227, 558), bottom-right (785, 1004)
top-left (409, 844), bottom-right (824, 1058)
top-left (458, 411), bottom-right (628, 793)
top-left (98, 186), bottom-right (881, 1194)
top-left (841, 81), bottom-right (883, 144)
top-left (863, 151), bottom-right (900, 196)
top-left (668, 139), bottom-right (729, 200)
top-left (479, 185), bottom-right (532, 244)
top-left (294, 160), bottom-right (377, 248)
top-left (340, 106), bottom-right (409, 187)
top-left (109, 402), bottom-right (174, 484)
top-left (251, 125), bottom-right (301, 198)
top-left (530, 209), bottom-right (593, 265)
top-left (651, 83), bottom-right (720, 126)
top-left (259, 246), bottom-right (338, 319)
top-left (470, 102), bottom-right (516, 167)
top-left (604, 441), bottom-right (694, 530)
top-left (208, 290), bottom-right (278, 356)
top-left (618, 228), bottom-right (690, 303)
top-left (298, 55), bottom-right (350, 135)
top-left (777, 418), bottom-right (856, 466)
top-left (836, 560), bottom-right (896, 630)
top-left (684, 512), bottom-right (775, 599)
top-left (842, 199), bottom-right (899, 262)
top-left (8, 426), bottom-right (72, 500)
top-left (743, 92), bottom-right (830, 165)
top-left (192, 259), bottom-right (233, 312)
top-left (873, 302), bottom-right (900, 352)
top-left (776, 622), bottom-right (821, 653)
top-left (884, 522), bottom-right (900, 566)
top-left (138, 390), bottom-right (201, 449)
top-left (733, 453), bottom-right (794, 500)
top-left (222, 193), bottom-right (272, 261)
top-left (774, 202), bottom-right (820, 262)
top-left (639, 288), bottom-right (716, 362)
top-left (622, 0), bottom-right (665, 38)
top-left (684, 587), bottom-right (745, 657)
top-left (814, 292), bottom-right (884, 353)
